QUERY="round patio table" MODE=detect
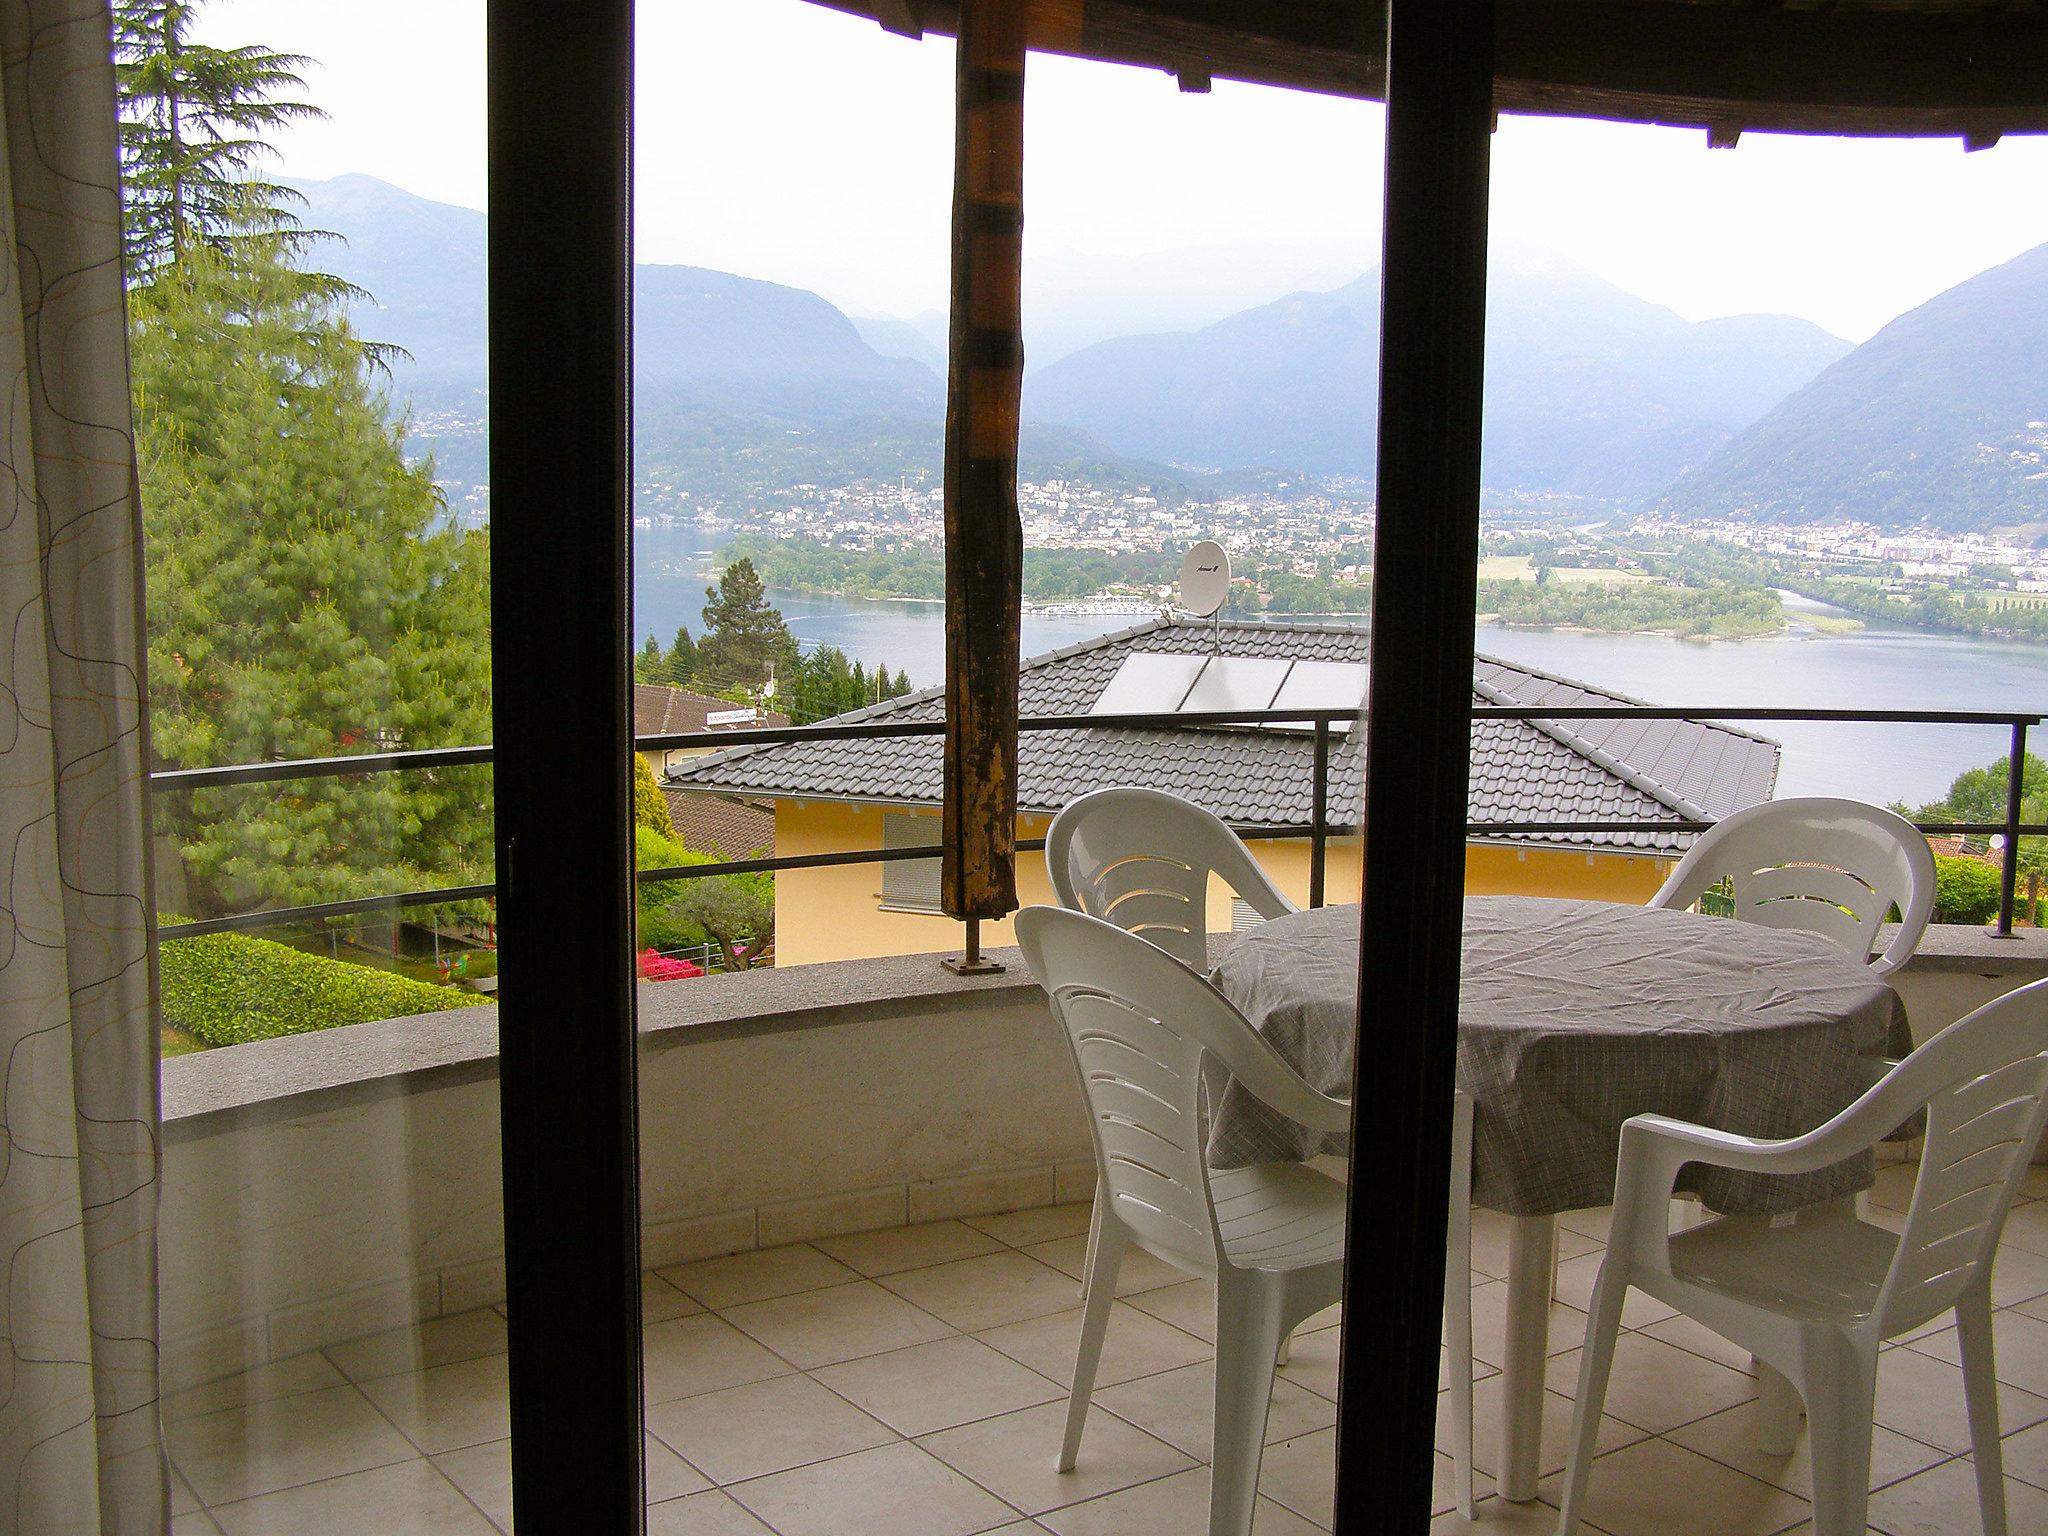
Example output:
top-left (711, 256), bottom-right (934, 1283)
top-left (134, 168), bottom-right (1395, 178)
top-left (1207, 894), bottom-right (1912, 1500)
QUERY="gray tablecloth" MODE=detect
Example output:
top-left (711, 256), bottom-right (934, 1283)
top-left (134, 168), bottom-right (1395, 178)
top-left (1207, 896), bottom-right (1913, 1217)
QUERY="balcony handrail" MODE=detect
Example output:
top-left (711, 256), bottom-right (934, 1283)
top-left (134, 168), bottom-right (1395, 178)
top-left (151, 702), bottom-right (2048, 943)
top-left (150, 704), bottom-right (2046, 791)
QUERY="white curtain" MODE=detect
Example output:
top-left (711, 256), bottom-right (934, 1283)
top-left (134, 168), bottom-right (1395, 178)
top-left (0, 2), bottom-right (166, 1533)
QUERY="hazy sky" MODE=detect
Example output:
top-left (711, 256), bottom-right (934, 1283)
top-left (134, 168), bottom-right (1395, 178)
top-left (202, 0), bottom-right (2048, 344)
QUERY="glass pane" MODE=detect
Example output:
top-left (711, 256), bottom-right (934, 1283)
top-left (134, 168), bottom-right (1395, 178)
top-left (140, 4), bottom-right (509, 1529)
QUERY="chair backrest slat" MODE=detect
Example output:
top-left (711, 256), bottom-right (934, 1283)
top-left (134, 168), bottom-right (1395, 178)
top-left (1057, 982), bottom-right (1222, 1269)
top-left (1017, 905), bottom-right (1351, 1277)
top-left (1047, 787), bottom-right (1297, 971)
top-left (1872, 984), bottom-right (2048, 1331)
top-left (1735, 864), bottom-right (1884, 956)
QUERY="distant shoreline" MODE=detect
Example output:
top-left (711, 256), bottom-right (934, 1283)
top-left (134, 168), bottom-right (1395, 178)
top-left (1476, 613), bottom-right (1866, 643)
top-left (765, 580), bottom-right (1163, 620)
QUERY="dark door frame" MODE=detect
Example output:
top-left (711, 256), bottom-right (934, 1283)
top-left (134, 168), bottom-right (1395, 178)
top-left (477, 0), bottom-right (1496, 1527)
top-left (1336, 0), bottom-right (1496, 1527)
top-left (487, 1), bottom-right (647, 1530)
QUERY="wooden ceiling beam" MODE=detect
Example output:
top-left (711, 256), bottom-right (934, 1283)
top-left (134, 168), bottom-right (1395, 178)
top-left (812, 0), bottom-right (2048, 137)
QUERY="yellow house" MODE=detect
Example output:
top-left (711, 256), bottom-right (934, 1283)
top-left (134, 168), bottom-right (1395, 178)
top-left (668, 618), bottom-right (1781, 966)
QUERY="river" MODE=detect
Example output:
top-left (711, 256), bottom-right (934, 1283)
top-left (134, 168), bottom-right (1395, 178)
top-left (635, 533), bottom-right (2048, 808)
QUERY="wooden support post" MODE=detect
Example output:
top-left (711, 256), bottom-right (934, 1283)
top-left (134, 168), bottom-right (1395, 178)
top-left (940, 0), bottom-right (1026, 946)
top-left (1335, 0), bottom-right (1496, 1526)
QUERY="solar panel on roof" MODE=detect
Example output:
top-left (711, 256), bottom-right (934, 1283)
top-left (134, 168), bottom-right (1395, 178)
top-left (1089, 652), bottom-right (1207, 716)
top-left (1269, 660), bottom-right (1370, 731)
top-left (1180, 655), bottom-right (1292, 715)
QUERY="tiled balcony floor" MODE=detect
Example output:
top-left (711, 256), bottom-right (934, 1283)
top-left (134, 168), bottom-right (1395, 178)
top-left (169, 1164), bottom-right (2048, 1535)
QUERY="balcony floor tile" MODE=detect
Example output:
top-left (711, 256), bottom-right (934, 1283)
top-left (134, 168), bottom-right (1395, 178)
top-left (810, 1334), bottom-right (1063, 1437)
top-left (645, 1373), bottom-right (896, 1485)
top-left (727, 1440), bottom-right (1016, 1536)
top-left (917, 1398), bottom-right (1194, 1515)
top-left (642, 1314), bottom-right (794, 1406)
top-left (169, 1181), bottom-right (2048, 1535)
top-left (963, 1203), bottom-right (1095, 1247)
top-left (661, 1243), bottom-right (863, 1311)
top-left (1532, 1436), bottom-right (1809, 1536)
top-left (720, 1278), bottom-right (955, 1369)
top-left (645, 1488), bottom-right (779, 1535)
top-left (813, 1220), bottom-right (1006, 1278)
top-left (879, 1251), bottom-right (1088, 1333)
top-left (974, 1301), bottom-right (1212, 1390)
top-left (206, 1456), bottom-right (495, 1536)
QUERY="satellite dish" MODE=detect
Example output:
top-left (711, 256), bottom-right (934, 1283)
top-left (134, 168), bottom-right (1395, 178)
top-left (1178, 541), bottom-right (1231, 619)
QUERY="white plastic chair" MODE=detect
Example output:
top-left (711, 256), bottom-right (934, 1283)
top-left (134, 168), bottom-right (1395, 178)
top-left (1649, 795), bottom-right (1937, 976)
top-left (1045, 785), bottom-right (1298, 972)
top-left (1047, 785), bottom-right (1301, 1303)
top-left (1044, 786), bottom-right (1476, 1510)
top-left (1556, 978), bottom-right (2048, 1536)
top-left (1016, 905), bottom-right (1475, 1534)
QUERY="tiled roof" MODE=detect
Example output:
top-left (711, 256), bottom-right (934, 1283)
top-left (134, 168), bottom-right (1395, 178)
top-left (665, 617), bottom-right (1781, 854)
top-left (634, 683), bottom-right (789, 738)
top-left (664, 789), bottom-right (775, 860)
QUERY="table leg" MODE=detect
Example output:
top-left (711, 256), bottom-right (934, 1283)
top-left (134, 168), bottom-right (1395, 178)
top-left (1499, 1213), bottom-right (1557, 1502)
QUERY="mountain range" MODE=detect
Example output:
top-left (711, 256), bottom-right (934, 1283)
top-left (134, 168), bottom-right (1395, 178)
top-left (1025, 243), bottom-right (1851, 501)
top-left (1654, 241), bottom-right (2048, 531)
top-left (298, 175), bottom-right (2048, 530)
top-left (302, 174), bottom-right (938, 422)
top-left (300, 176), bottom-right (1187, 501)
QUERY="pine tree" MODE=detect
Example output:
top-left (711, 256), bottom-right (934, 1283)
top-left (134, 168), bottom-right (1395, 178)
top-left (112, 0), bottom-right (343, 292)
top-left (697, 558), bottom-right (797, 694)
top-left (667, 625), bottom-right (699, 684)
top-left (134, 243), bottom-right (492, 915)
top-left (116, 5), bottom-right (491, 919)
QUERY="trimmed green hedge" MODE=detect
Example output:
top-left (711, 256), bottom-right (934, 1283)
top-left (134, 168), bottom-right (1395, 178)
top-left (1932, 854), bottom-right (2001, 925)
top-left (160, 926), bottom-right (483, 1047)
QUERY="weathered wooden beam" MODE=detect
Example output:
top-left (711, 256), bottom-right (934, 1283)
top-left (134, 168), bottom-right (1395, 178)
top-left (940, 0), bottom-right (1027, 923)
top-left (1338, 0), bottom-right (1494, 1525)
top-left (873, 0), bottom-right (925, 38)
top-left (814, 0), bottom-right (2048, 138)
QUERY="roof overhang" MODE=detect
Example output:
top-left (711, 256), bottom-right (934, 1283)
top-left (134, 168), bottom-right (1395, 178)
top-left (810, 0), bottom-right (2048, 144)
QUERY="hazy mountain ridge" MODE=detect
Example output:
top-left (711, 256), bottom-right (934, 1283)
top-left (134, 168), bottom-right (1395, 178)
top-left (1658, 241), bottom-right (2048, 531)
top-left (1023, 244), bottom-right (1852, 500)
top-left (301, 175), bottom-right (942, 423)
top-left (850, 313), bottom-right (947, 376)
top-left (302, 174), bottom-right (2048, 531)
top-left (300, 176), bottom-right (1208, 496)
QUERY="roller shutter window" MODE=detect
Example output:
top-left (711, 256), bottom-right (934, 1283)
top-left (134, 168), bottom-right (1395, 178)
top-left (880, 812), bottom-right (943, 913)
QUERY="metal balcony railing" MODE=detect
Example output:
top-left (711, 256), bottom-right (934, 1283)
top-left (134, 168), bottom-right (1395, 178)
top-left (151, 705), bottom-right (2048, 947)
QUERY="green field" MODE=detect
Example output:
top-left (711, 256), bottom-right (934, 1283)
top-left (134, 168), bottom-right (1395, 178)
top-left (1477, 555), bottom-right (1535, 581)
top-left (1475, 555), bottom-right (1660, 587)
top-left (1546, 565), bottom-right (1661, 587)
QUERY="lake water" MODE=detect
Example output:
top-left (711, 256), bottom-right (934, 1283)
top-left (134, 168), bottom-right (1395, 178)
top-left (636, 533), bottom-right (2048, 808)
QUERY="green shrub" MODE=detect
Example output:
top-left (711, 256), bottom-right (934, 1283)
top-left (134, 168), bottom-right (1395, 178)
top-left (634, 753), bottom-right (676, 839)
top-left (634, 828), bottom-right (713, 951)
top-left (1932, 854), bottom-right (2001, 925)
top-left (634, 825), bottom-right (700, 873)
top-left (160, 925), bottom-right (483, 1047)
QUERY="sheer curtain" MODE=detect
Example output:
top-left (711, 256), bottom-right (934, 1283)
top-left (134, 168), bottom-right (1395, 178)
top-left (0, 2), bottom-right (165, 1532)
